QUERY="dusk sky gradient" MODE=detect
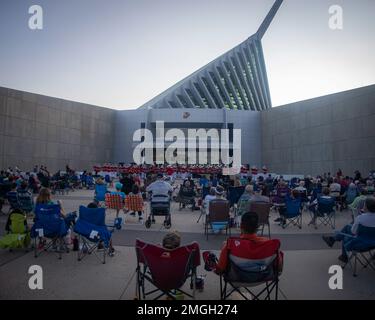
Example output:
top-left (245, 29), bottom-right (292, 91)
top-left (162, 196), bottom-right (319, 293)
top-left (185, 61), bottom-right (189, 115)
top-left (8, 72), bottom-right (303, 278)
top-left (0, 0), bottom-right (374, 110)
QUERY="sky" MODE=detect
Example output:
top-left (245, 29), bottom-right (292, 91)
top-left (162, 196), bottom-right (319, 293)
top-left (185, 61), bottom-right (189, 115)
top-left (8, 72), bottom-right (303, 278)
top-left (0, 0), bottom-right (374, 110)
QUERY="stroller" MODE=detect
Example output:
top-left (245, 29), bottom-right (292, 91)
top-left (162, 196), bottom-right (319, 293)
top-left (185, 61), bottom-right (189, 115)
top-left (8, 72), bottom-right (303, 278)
top-left (0, 209), bottom-right (30, 250)
top-left (145, 193), bottom-right (171, 229)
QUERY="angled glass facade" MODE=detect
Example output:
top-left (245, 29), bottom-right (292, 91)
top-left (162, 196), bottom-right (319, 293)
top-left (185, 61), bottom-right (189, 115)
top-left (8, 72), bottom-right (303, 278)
top-left (139, 0), bottom-right (283, 111)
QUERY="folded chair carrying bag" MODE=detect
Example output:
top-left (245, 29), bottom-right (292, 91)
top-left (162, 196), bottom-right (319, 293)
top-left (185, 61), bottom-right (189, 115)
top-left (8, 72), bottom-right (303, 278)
top-left (0, 212), bottom-right (30, 249)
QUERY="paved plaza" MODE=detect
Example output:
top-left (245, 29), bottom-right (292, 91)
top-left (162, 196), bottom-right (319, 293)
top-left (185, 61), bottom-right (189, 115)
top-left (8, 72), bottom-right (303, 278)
top-left (1, 188), bottom-right (375, 300)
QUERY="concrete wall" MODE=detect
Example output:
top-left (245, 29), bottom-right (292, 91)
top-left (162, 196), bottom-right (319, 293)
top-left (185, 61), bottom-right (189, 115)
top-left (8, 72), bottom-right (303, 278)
top-left (261, 85), bottom-right (375, 176)
top-left (114, 109), bottom-right (149, 164)
top-left (114, 108), bottom-right (262, 166)
top-left (2, 84), bottom-right (374, 175)
top-left (0, 87), bottom-right (115, 172)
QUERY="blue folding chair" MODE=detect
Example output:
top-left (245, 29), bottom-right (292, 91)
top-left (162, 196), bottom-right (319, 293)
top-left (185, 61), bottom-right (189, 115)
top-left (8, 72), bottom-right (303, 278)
top-left (339, 225), bottom-right (375, 277)
top-left (31, 204), bottom-right (69, 259)
top-left (74, 206), bottom-right (114, 264)
top-left (86, 176), bottom-right (95, 190)
top-left (95, 184), bottom-right (108, 204)
top-left (282, 199), bottom-right (302, 229)
top-left (315, 197), bottom-right (335, 229)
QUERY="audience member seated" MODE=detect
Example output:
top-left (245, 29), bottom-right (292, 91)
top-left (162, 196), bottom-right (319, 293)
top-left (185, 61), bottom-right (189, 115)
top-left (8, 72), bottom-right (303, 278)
top-left (199, 176), bottom-right (209, 188)
top-left (323, 196), bottom-right (375, 263)
top-left (345, 180), bottom-right (359, 205)
top-left (310, 179), bottom-right (322, 202)
top-left (84, 201), bottom-right (115, 255)
top-left (207, 186), bottom-right (231, 233)
top-left (17, 181), bottom-right (34, 214)
top-left (111, 182), bottom-right (126, 201)
top-left (108, 182), bottom-right (126, 218)
top-left (273, 180), bottom-right (290, 205)
top-left (249, 186), bottom-right (270, 205)
top-left (238, 185), bottom-right (253, 202)
top-left (365, 179), bottom-right (375, 195)
top-left (308, 187), bottom-right (335, 226)
top-left (211, 186), bottom-right (226, 202)
top-left (162, 231), bottom-right (181, 250)
top-left (36, 188), bottom-right (76, 228)
top-left (6, 183), bottom-right (19, 210)
top-left (294, 181), bottom-right (308, 201)
top-left (208, 212), bottom-right (283, 274)
top-left (125, 184), bottom-right (144, 222)
top-left (177, 180), bottom-right (196, 208)
top-left (274, 189), bottom-right (299, 225)
top-left (294, 180), bottom-right (307, 193)
top-left (95, 177), bottom-right (106, 186)
top-left (349, 189), bottom-right (368, 213)
top-left (146, 173), bottom-right (173, 200)
top-left (329, 178), bottom-right (341, 199)
top-left (203, 187), bottom-right (216, 214)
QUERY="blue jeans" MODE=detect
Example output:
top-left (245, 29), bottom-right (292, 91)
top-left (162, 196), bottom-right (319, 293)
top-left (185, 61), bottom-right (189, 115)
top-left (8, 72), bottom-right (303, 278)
top-left (333, 224), bottom-right (353, 258)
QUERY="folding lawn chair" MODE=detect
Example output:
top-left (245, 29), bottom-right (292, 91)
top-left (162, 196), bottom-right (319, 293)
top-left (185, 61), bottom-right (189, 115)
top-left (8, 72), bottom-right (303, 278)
top-left (220, 237), bottom-right (282, 300)
top-left (125, 194), bottom-right (144, 213)
top-left (339, 224), bottom-right (375, 277)
top-left (250, 202), bottom-right (272, 238)
top-left (74, 206), bottom-right (114, 264)
top-left (95, 184), bottom-right (108, 205)
top-left (281, 198), bottom-right (302, 229)
top-left (31, 204), bottom-right (70, 259)
top-left (135, 239), bottom-right (200, 300)
top-left (105, 193), bottom-right (125, 218)
top-left (311, 197), bottom-right (336, 229)
top-left (205, 199), bottom-right (231, 240)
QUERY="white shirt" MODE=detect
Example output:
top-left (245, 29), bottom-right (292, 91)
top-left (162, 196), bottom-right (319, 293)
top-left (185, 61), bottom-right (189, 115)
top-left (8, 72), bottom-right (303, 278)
top-left (146, 180), bottom-right (173, 197)
top-left (203, 194), bottom-right (216, 214)
top-left (330, 183), bottom-right (341, 193)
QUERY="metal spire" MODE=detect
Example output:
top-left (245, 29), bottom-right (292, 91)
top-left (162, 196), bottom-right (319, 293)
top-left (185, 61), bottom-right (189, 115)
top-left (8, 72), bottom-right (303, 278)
top-left (256, 0), bottom-right (283, 39)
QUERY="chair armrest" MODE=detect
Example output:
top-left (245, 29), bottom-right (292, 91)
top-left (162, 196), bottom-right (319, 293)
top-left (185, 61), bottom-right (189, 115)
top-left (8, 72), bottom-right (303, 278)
top-left (335, 232), bottom-right (356, 239)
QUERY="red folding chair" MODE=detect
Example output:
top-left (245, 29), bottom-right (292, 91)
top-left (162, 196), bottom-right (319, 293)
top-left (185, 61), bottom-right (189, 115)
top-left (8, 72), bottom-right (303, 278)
top-left (135, 239), bottom-right (200, 300)
top-left (220, 237), bottom-right (283, 300)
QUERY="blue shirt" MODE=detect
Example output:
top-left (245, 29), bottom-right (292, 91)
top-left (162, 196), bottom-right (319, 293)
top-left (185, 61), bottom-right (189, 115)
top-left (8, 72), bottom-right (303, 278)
top-left (111, 191), bottom-right (125, 201)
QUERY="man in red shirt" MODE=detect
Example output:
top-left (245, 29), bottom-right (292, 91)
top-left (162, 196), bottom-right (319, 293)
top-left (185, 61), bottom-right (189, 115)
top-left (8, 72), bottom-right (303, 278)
top-left (213, 212), bottom-right (283, 274)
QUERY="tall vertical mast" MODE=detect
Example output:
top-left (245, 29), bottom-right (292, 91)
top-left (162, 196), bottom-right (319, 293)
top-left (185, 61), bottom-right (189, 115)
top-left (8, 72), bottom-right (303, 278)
top-left (256, 0), bottom-right (283, 39)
